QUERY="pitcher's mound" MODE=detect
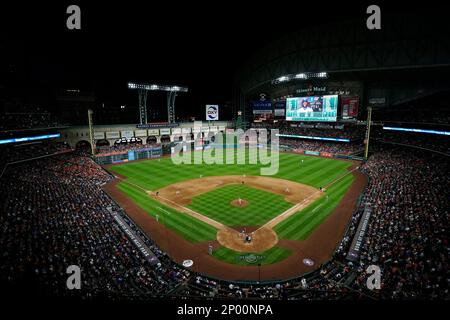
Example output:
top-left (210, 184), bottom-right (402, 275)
top-left (230, 199), bottom-right (249, 208)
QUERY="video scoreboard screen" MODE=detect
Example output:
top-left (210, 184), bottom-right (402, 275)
top-left (286, 95), bottom-right (338, 122)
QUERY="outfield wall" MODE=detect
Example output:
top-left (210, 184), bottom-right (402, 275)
top-left (95, 146), bottom-right (162, 165)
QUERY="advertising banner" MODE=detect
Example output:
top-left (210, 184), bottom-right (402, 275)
top-left (94, 132), bottom-right (105, 140)
top-left (347, 206), bottom-right (373, 261)
top-left (305, 150), bottom-right (320, 156)
top-left (171, 128), bottom-right (182, 135)
top-left (251, 101), bottom-right (272, 111)
top-left (135, 129), bottom-right (148, 137)
top-left (147, 129), bottom-right (160, 136)
top-left (181, 128), bottom-right (192, 134)
top-left (136, 123), bottom-right (179, 129)
top-left (206, 105), bottom-right (219, 120)
top-left (160, 128), bottom-right (171, 135)
top-left (341, 97), bottom-right (359, 118)
top-left (320, 152), bottom-right (333, 158)
top-left (106, 131), bottom-right (120, 139)
top-left (121, 130), bottom-right (134, 139)
top-left (274, 109), bottom-right (285, 117)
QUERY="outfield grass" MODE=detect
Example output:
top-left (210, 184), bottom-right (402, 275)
top-left (117, 182), bottom-right (217, 242)
top-left (274, 173), bottom-right (354, 240)
top-left (188, 184), bottom-right (293, 227)
top-left (109, 152), bottom-right (351, 190)
top-left (212, 246), bottom-right (292, 266)
top-left (110, 151), bottom-right (354, 252)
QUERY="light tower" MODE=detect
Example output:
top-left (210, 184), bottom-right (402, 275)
top-left (128, 83), bottom-right (188, 124)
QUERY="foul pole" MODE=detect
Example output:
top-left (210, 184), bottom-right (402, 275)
top-left (88, 109), bottom-right (95, 156)
top-left (364, 107), bottom-right (372, 160)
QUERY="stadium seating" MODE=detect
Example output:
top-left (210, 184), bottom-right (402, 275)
top-left (1, 140), bottom-right (448, 299)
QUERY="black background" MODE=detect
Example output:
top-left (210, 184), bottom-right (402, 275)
top-left (2, 1), bottom-right (446, 123)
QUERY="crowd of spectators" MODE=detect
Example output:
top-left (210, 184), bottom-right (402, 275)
top-left (0, 139), bottom-right (448, 300)
top-left (372, 91), bottom-right (450, 125)
top-left (252, 121), bottom-right (366, 140)
top-left (375, 130), bottom-right (450, 155)
top-left (174, 143), bottom-right (449, 300)
top-left (0, 141), bottom-right (72, 167)
top-left (0, 153), bottom-right (188, 299)
top-left (350, 145), bottom-right (449, 299)
top-left (280, 126), bottom-right (365, 140)
top-left (279, 138), bottom-right (364, 155)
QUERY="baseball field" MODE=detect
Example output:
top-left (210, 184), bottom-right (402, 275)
top-left (104, 150), bottom-right (366, 280)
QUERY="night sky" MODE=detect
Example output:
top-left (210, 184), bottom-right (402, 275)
top-left (0, 1), bottom-right (441, 123)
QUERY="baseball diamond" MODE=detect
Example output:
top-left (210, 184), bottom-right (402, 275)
top-left (1, 3), bottom-right (449, 305)
top-left (103, 151), bottom-right (366, 280)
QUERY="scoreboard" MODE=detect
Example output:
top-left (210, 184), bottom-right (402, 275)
top-left (286, 95), bottom-right (338, 122)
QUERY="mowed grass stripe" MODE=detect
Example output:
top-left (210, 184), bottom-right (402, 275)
top-left (188, 184), bottom-right (293, 227)
top-left (116, 182), bottom-right (217, 242)
top-left (274, 173), bottom-right (353, 241)
top-left (275, 174), bottom-right (352, 239)
top-left (109, 152), bottom-right (355, 246)
top-left (110, 152), bottom-right (353, 190)
top-left (118, 182), bottom-right (216, 241)
top-left (283, 177), bottom-right (352, 240)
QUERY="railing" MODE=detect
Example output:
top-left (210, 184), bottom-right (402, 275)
top-left (0, 149), bottom-right (74, 179)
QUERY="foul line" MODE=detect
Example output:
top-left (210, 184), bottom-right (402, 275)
top-left (114, 166), bottom-right (359, 236)
top-left (257, 166), bottom-right (359, 232)
top-left (114, 174), bottom-right (228, 231)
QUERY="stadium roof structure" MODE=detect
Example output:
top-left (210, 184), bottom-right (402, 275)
top-left (235, 13), bottom-right (450, 95)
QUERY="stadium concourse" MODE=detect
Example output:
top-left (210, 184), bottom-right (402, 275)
top-left (0, 137), bottom-right (448, 300)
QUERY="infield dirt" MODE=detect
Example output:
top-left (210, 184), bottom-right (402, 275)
top-left (103, 163), bottom-right (367, 280)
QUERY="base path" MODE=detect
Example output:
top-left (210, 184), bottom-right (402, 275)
top-left (154, 175), bottom-right (318, 206)
top-left (103, 162), bottom-right (367, 281)
top-left (149, 175), bottom-right (319, 252)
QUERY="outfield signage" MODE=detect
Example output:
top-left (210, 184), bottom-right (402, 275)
top-left (109, 209), bottom-right (160, 266)
top-left (136, 123), bottom-right (179, 129)
top-left (274, 109), bottom-right (285, 117)
top-left (135, 129), bottom-right (148, 137)
top-left (121, 130), bottom-right (134, 139)
top-left (251, 101), bottom-right (272, 110)
top-left (206, 105), bottom-right (219, 121)
top-left (106, 131), bottom-right (120, 139)
top-left (147, 129), bottom-right (160, 136)
top-left (320, 152), bottom-right (333, 158)
top-left (347, 206), bottom-right (373, 261)
top-left (304, 151), bottom-right (320, 156)
top-left (93, 132), bottom-right (105, 140)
